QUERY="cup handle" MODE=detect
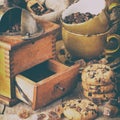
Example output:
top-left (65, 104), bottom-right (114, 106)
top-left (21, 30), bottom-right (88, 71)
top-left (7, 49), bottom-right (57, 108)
top-left (108, 2), bottom-right (120, 11)
top-left (103, 2), bottom-right (120, 26)
top-left (105, 34), bottom-right (120, 54)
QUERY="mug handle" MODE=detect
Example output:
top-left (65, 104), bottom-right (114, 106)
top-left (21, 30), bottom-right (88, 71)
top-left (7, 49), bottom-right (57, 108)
top-left (105, 34), bottom-right (120, 54)
top-left (108, 2), bottom-right (120, 11)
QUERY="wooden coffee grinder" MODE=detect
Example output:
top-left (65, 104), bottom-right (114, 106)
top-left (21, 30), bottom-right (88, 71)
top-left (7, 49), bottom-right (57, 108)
top-left (0, 6), bottom-right (79, 110)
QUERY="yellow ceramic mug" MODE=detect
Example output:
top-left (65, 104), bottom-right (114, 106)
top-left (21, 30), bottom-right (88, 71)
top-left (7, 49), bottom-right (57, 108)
top-left (62, 24), bottom-right (120, 60)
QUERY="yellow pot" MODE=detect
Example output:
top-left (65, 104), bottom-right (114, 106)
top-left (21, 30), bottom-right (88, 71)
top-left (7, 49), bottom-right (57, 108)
top-left (62, 25), bottom-right (119, 60)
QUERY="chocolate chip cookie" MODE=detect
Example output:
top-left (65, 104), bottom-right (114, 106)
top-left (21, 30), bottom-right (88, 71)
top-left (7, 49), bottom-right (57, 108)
top-left (82, 64), bottom-right (115, 85)
top-left (61, 99), bottom-right (98, 120)
top-left (83, 90), bottom-right (116, 101)
top-left (82, 82), bottom-right (115, 93)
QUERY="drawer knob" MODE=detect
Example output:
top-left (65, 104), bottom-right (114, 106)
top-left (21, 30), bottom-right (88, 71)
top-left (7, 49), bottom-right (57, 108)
top-left (55, 84), bottom-right (65, 92)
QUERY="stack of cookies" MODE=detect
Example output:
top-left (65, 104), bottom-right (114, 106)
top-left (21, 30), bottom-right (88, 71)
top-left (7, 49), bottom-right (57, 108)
top-left (81, 64), bottom-right (117, 104)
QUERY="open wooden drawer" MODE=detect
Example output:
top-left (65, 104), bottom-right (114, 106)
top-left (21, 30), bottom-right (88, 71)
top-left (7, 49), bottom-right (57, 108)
top-left (15, 59), bottom-right (79, 110)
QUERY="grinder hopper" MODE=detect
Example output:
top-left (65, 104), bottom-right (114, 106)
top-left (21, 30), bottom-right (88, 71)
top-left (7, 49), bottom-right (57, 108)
top-left (0, 7), bottom-right (43, 40)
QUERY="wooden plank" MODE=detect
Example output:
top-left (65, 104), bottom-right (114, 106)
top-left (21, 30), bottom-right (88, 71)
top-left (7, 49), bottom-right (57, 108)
top-left (0, 95), bottom-right (19, 106)
top-left (0, 48), bottom-right (11, 98)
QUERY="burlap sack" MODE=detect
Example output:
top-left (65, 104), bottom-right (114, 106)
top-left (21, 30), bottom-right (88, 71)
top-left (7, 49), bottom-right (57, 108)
top-left (32, 0), bottom-right (77, 22)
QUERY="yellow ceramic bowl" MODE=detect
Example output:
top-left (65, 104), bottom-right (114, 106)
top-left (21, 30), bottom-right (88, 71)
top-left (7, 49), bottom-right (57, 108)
top-left (61, 0), bottom-right (110, 35)
top-left (62, 10), bottom-right (110, 35)
top-left (62, 26), bottom-right (117, 60)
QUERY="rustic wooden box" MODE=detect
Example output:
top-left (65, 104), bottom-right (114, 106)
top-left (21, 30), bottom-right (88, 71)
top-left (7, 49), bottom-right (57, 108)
top-left (0, 21), bottom-right (79, 109)
top-left (15, 59), bottom-right (79, 110)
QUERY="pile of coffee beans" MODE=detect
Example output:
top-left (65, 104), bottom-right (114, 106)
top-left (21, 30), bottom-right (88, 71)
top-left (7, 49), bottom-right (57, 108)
top-left (31, 3), bottom-right (54, 15)
top-left (63, 12), bottom-right (96, 24)
top-left (6, 23), bottom-right (21, 33)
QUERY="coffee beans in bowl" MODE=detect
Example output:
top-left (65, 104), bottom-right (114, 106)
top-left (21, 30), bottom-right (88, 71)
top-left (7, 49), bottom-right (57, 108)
top-left (63, 12), bottom-right (96, 24)
top-left (61, 1), bottom-right (110, 35)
